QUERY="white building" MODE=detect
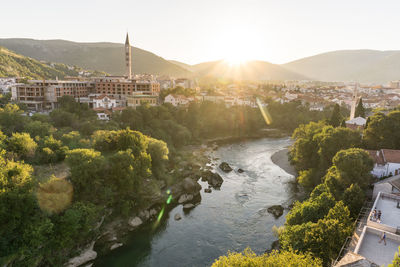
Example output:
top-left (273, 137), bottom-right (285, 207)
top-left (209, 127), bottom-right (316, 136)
top-left (0, 77), bottom-right (20, 94)
top-left (164, 94), bottom-right (193, 106)
top-left (345, 117), bottom-right (366, 131)
top-left (93, 94), bottom-right (117, 109)
top-left (367, 149), bottom-right (400, 178)
top-left (372, 174), bottom-right (400, 199)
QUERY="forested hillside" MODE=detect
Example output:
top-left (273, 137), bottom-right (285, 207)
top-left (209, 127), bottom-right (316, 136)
top-left (0, 46), bottom-right (105, 79)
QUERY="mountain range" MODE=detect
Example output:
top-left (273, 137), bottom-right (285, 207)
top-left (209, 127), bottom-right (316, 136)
top-left (0, 38), bottom-right (190, 77)
top-left (1, 38), bottom-right (400, 83)
top-left (0, 46), bottom-right (105, 79)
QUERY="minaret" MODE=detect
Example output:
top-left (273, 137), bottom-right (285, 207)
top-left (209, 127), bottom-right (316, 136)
top-left (350, 82), bottom-right (358, 120)
top-left (125, 33), bottom-right (132, 79)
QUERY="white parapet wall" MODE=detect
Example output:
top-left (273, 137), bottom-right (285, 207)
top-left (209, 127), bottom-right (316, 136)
top-left (367, 191), bottom-right (400, 234)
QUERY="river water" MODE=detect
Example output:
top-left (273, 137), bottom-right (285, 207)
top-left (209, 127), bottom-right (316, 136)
top-left (95, 137), bottom-right (296, 267)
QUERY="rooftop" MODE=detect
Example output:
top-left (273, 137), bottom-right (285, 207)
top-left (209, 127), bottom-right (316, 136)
top-left (368, 192), bottom-right (400, 230)
top-left (355, 226), bottom-right (400, 266)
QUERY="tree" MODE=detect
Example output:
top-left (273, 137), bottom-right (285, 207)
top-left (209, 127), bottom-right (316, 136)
top-left (7, 132), bottom-right (38, 160)
top-left (280, 202), bottom-right (353, 265)
top-left (65, 149), bottom-right (106, 201)
top-left (211, 248), bottom-right (322, 267)
top-left (342, 184), bottom-right (365, 218)
top-left (389, 247), bottom-right (400, 267)
top-left (147, 137), bottom-right (169, 179)
top-left (289, 121), bottom-right (325, 171)
top-left (329, 104), bottom-right (342, 127)
top-left (285, 192), bottom-right (336, 226)
top-left (331, 148), bottom-right (373, 189)
top-left (303, 202), bottom-right (353, 264)
top-left (51, 202), bottom-right (99, 249)
top-left (355, 98), bottom-right (365, 118)
top-left (24, 120), bottom-right (54, 138)
top-left (0, 104), bottom-right (27, 135)
top-left (362, 112), bottom-right (391, 149)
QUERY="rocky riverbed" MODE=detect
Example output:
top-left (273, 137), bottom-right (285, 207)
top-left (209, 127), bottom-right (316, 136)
top-left (94, 137), bottom-right (300, 267)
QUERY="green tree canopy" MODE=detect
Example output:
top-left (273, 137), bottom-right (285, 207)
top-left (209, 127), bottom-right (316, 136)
top-left (329, 104), bottom-right (342, 127)
top-left (211, 248), bottom-right (322, 267)
top-left (355, 98), bottom-right (365, 118)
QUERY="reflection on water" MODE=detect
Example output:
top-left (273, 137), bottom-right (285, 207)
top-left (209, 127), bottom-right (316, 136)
top-left (95, 138), bottom-right (296, 267)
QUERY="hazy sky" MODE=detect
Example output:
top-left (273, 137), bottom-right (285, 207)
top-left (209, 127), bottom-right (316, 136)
top-left (2, 0), bottom-right (400, 64)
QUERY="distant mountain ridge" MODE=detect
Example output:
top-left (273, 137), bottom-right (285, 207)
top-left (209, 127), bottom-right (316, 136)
top-left (0, 46), bottom-right (105, 79)
top-left (0, 38), bottom-right (191, 77)
top-left (1, 38), bottom-right (400, 82)
top-left (188, 60), bottom-right (308, 81)
top-left (283, 49), bottom-right (400, 83)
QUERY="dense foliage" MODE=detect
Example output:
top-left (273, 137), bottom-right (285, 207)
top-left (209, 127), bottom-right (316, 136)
top-left (0, 94), bottom-right (335, 266)
top-left (211, 248), bottom-right (322, 267)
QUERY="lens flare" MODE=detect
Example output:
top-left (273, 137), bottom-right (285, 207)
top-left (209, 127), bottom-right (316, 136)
top-left (256, 98), bottom-right (272, 125)
top-left (153, 189), bottom-right (173, 229)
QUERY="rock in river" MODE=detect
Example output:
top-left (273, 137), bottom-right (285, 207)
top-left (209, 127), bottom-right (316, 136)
top-left (128, 216), bottom-right (143, 228)
top-left (174, 213), bottom-right (182, 220)
top-left (178, 193), bottom-right (193, 204)
top-left (183, 203), bottom-right (195, 209)
top-left (237, 168), bottom-right (244, 173)
top-left (182, 177), bottom-right (202, 194)
top-left (204, 188), bottom-right (212, 193)
top-left (201, 171), bottom-right (224, 188)
top-left (110, 243), bottom-right (123, 250)
top-left (267, 205), bottom-right (284, 219)
top-left (219, 162), bottom-right (233, 172)
top-left (66, 241), bottom-right (97, 267)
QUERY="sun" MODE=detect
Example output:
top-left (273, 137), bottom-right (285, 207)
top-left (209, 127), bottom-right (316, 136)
top-left (224, 56), bottom-right (248, 66)
top-left (223, 54), bottom-right (250, 66)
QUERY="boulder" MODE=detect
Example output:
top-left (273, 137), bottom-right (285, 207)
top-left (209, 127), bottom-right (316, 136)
top-left (219, 162), bottom-right (233, 172)
top-left (204, 188), bottom-right (212, 193)
top-left (139, 210), bottom-right (150, 221)
top-left (267, 205), bottom-right (284, 219)
top-left (149, 209), bottom-right (157, 217)
top-left (182, 177), bottom-right (202, 194)
top-left (174, 213), bottom-right (182, 220)
top-left (128, 217), bottom-right (143, 228)
top-left (183, 203), bottom-right (195, 209)
top-left (201, 171), bottom-right (224, 188)
top-left (237, 168), bottom-right (244, 173)
top-left (66, 241), bottom-right (97, 267)
top-left (110, 243), bottom-right (123, 250)
top-left (178, 193), bottom-right (193, 204)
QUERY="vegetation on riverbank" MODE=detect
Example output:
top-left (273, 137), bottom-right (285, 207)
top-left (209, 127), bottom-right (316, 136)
top-left (0, 95), bottom-right (333, 266)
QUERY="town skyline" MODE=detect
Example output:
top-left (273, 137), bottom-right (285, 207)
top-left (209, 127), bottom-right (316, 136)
top-left (3, 0), bottom-right (400, 65)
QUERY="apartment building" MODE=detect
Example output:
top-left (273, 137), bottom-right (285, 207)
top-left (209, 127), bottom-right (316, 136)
top-left (93, 76), bottom-right (160, 106)
top-left (12, 80), bottom-right (93, 110)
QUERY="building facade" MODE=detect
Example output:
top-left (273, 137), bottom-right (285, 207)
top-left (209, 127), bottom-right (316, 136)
top-left (12, 80), bottom-right (93, 110)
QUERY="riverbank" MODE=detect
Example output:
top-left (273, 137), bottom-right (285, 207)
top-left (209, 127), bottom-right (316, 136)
top-left (271, 148), bottom-right (296, 177)
top-left (94, 137), bottom-right (297, 267)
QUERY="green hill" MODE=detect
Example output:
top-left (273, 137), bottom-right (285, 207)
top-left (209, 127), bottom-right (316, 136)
top-left (0, 46), bottom-right (106, 79)
top-left (0, 38), bottom-right (191, 77)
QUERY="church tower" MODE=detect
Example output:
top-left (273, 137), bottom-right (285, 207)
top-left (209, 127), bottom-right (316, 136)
top-left (125, 33), bottom-right (132, 79)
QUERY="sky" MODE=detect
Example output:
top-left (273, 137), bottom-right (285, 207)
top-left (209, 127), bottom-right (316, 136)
top-left (2, 0), bottom-right (400, 65)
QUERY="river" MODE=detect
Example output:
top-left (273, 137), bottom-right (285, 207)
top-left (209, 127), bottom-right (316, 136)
top-left (95, 137), bottom-right (297, 267)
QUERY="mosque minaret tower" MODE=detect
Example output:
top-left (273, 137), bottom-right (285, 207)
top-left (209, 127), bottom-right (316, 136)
top-left (125, 33), bottom-right (132, 79)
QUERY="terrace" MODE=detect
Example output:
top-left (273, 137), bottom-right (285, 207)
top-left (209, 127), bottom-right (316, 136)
top-left (367, 192), bottom-right (400, 234)
top-left (354, 226), bottom-right (400, 266)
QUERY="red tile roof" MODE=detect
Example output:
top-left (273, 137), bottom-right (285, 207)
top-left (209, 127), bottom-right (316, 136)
top-left (366, 149), bottom-right (400, 164)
